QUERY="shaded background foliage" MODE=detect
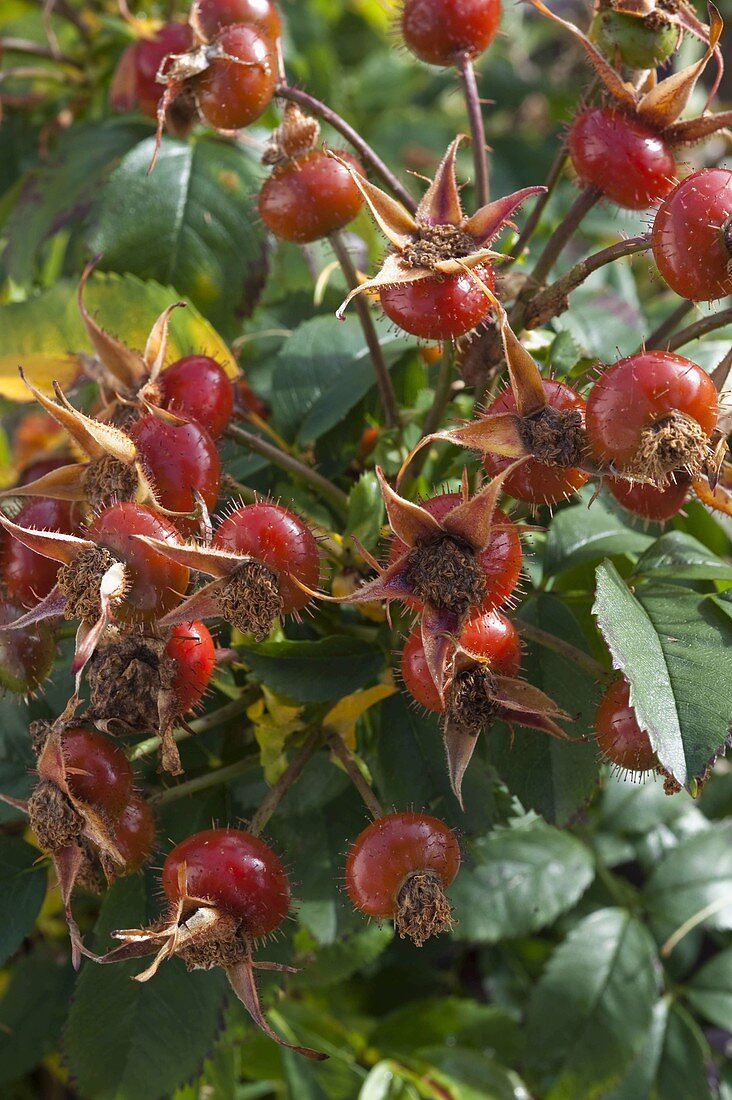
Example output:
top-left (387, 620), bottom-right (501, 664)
top-left (0, 0), bottom-right (731, 1097)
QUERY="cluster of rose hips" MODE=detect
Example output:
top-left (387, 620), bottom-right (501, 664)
top-left (2, 0), bottom-right (731, 1062)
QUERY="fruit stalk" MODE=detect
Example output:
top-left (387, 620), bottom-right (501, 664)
top-left (249, 729), bottom-right (322, 835)
top-left (327, 731), bottom-right (383, 819)
top-left (457, 53), bottom-right (490, 207)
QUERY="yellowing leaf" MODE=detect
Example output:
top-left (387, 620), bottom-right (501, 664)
top-left (247, 686), bottom-right (306, 784)
top-left (0, 355), bottom-right (79, 400)
top-left (323, 680), bottom-right (396, 750)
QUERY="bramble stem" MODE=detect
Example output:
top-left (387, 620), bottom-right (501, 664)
top-left (154, 757), bottom-right (260, 805)
top-left (528, 185), bottom-right (602, 288)
top-left (329, 231), bottom-right (401, 431)
top-left (644, 300), bottom-right (694, 350)
top-left (225, 424), bottom-right (349, 516)
top-left (660, 307), bottom-right (732, 353)
top-left (457, 54), bottom-right (489, 207)
top-left (508, 143), bottom-right (568, 261)
top-left (327, 732), bottom-right (383, 819)
top-left (524, 236), bottom-right (650, 329)
top-left (127, 695), bottom-right (253, 761)
top-left (249, 729), bottom-right (323, 835)
top-left (275, 83), bottom-right (416, 212)
top-left (516, 619), bottom-right (609, 681)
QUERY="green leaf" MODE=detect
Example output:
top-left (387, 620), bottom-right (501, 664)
top-left (291, 925), bottom-right (393, 989)
top-left (593, 562), bottom-right (732, 787)
top-left (526, 908), bottom-right (659, 1098)
top-left (544, 488), bottom-right (655, 575)
top-left (0, 837), bottom-right (47, 965)
top-left (599, 772), bottom-right (699, 836)
top-left (451, 822), bottom-right (594, 943)
top-left (369, 999), bottom-right (520, 1063)
top-left (65, 876), bottom-right (228, 1100)
top-left (89, 136), bottom-right (267, 335)
top-left (0, 694), bottom-right (36, 821)
top-left (0, 949), bottom-right (74, 1087)
top-left (3, 119), bottom-right (149, 284)
top-left (241, 636), bottom-right (384, 702)
top-left (270, 314), bottom-right (410, 444)
top-left (346, 471), bottom-right (385, 552)
top-left (643, 820), bottom-right (732, 942)
top-left (654, 1003), bottom-right (713, 1100)
top-left (417, 1048), bottom-right (528, 1100)
top-left (490, 596), bottom-right (601, 824)
top-left (685, 947), bottom-right (732, 1030)
top-left (632, 531), bottom-right (732, 581)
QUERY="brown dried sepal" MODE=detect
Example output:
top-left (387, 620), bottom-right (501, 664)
top-left (519, 405), bottom-right (589, 468)
top-left (624, 412), bottom-right (711, 486)
top-left (177, 910), bottom-right (248, 970)
top-left (58, 546), bottom-right (121, 621)
top-left (394, 871), bottom-right (455, 947)
top-left (217, 560), bottom-right (283, 639)
top-left (406, 537), bottom-right (487, 619)
top-left (28, 780), bottom-right (83, 851)
top-left (262, 102), bottom-right (320, 165)
top-left (83, 455), bottom-right (139, 510)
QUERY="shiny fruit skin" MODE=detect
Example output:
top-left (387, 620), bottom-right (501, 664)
top-left (162, 827), bottom-right (290, 934)
top-left (607, 473), bottom-right (690, 522)
top-left (259, 150), bottom-right (364, 244)
top-left (214, 503), bottom-right (320, 613)
top-left (110, 23), bottom-right (192, 118)
top-left (483, 381), bottom-right (589, 505)
top-left (193, 0), bottom-right (282, 40)
top-left (0, 601), bottom-right (55, 694)
top-left (61, 727), bottom-right (134, 818)
top-left (194, 25), bottom-right (276, 130)
top-left (380, 265), bottom-right (494, 341)
top-left (128, 414), bottom-right (221, 536)
top-left (401, 0), bottom-right (501, 65)
top-left (651, 169), bottom-right (732, 302)
top-left (157, 356), bottom-right (234, 439)
top-left (168, 621), bottom-right (216, 714)
top-left (88, 503), bottom-right (190, 623)
top-left (345, 812), bottom-right (460, 918)
top-left (401, 609), bottom-right (521, 712)
top-left (3, 498), bottom-right (76, 605)
top-left (585, 352), bottom-right (717, 469)
top-left (595, 678), bottom-right (658, 772)
top-left (390, 492), bottom-right (522, 611)
top-left (114, 796), bottom-right (156, 873)
top-left (569, 108), bottom-right (675, 210)
top-left (589, 10), bottom-right (677, 70)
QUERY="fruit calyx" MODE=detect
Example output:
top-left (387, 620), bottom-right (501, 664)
top-left (58, 547), bottom-right (124, 622)
top-left (394, 870), bottom-right (455, 947)
top-left (262, 102), bottom-right (320, 165)
top-left (518, 403), bottom-right (588, 468)
top-left (405, 535), bottom-right (488, 618)
top-left (624, 411), bottom-right (711, 485)
top-left (217, 559), bottom-right (283, 639)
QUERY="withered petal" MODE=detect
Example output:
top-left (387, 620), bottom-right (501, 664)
top-left (0, 513), bottom-right (94, 566)
top-left (327, 151), bottom-right (417, 249)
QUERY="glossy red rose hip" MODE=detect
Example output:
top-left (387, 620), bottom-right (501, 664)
top-left (162, 827), bottom-right (290, 935)
top-left (607, 474), bottom-right (690, 522)
top-left (194, 25), bottom-right (276, 130)
top-left (113, 796), bottom-right (156, 873)
top-left (167, 620), bottom-right (216, 714)
top-left (380, 265), bottom-right (493, 340)
top-left (401, 0), bottom-right (501, 65)
top-left (569, 108), bottom-right (676, 210)
top-left (652, 168), bottom-right (732, 301)
top-left (60, 727), bottom-right (134, 818)
top-left (110, 23), bottom-right (193, 118)
top-left (259, 150), bottom-right (364, 244)
top-left (156, 355), bottom-right (234, 439)
top-left (595, 678), bottom-right (658, 772)
top-left (192, 0), bottom-right (282, 41)
top-left (3, 498), bottom-right (76, 605)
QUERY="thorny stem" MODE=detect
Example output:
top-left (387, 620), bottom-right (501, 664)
top-left (402, 341), bottom-right (456, 482)
top-left (643, 300), bottom-right (695, 350)
top-left (457, 54), bottom-right (490, 207)
top-left (329, 230), bottom-right (401, 431)
top-left (528, 185), bottom-right (602, 289)
top-left (508, 144), bottom-right (568, 262)
top-left (516, 619), bottom-right (609, 682)
top-left (660, 307), bottom-right (732, 354)
top-left (249, 729), bottom-right (323, 835)
top-left (275, 83), bottom-right (417, 212)
top-left (327, 732), bottom-right (383, 819)
top-left (524, 236), bottom-right (650, 329)
top-left (127, 695), bottom-right (254, 762)
top-left (225, 424), bottom-right (349, 516)
top-left (154, 756), bottom-right (260, 805)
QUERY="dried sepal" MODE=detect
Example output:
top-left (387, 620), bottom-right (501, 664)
top-left (78, 259), bottom-right (149, 390)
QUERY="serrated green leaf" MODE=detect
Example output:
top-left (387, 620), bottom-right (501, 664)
top-left (593, 562), bottom-right (732, 786)
top-left (241, 636), bottom-right (385, 702)
top-left (685, 947), bottom-right (732, 1030)
top-left (451, 822), bottom-right (594, 943)
top-left (370, 998), bottom-right (520, 1063)
top-left (653, 1003), bottom-right (713, 1100)
top-left (643, 821), bottom-right (732, 942)
top-left (0, 949), bottom-right (74, 1087)
top-left (88, 136), bottom-right (267, 335)
top-left (64, 876), bottom-right (228, 1100)
top-left (526, 908), bottom-right (659, 1099)
top-left (599, 772), bottom-right (698, 836)
top-left (292, 926), bottom-right (393, 989)
top-left (632, 531), bottom-right (732, 581)
top-left (0, 836), bottom-right (47, 965)
top-left (346, 471), bottom-right (385, 551)
top-left (544, 489), bottom-right (655, 576)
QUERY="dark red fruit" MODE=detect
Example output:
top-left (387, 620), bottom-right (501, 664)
top-left (113, 796), bottom-right (156, 873)
top-left (110, 23), bottom-right (193, 119)
top-left (389, 492), bottom-right (522, 611)
top-left (0, 600), bottom-right (55, 694)
top-left (194, 25), bottom-right (276, 130)
top-left (17, 456), bottom-right (69, 487)
top-left (168, 620), bottom-right (216, 714)
top-left (595, 678), bottom-right (658, 772)
top-left (483, 380), bottom-right (589, 504)
top-left (128, 414), bottom-right (221, 535)
top-left (192, 0), bottom-right (282, 40)
top-left (162, 827), bottom-right (290, 935)
top-left (585, 352), bottom-right (717, 474)
top-left (88, 503), bottom-right (190, 622)
top-left (568, 107), bottom-right (676, 210)
top-left (401, 0), bottom-right (501, 66)
top-left (379, 264), bottom-right (494, 340)
top-left (61, 727), bottom-right (134, 818)
top-left (607, 474), bottom-right (690, 522)
top-left (651, 168), bottom-right (732, 302)
top-left (215, 503), bottom-right (320, 613)
top-left (3, 498), bottom-right (76, 605)
top-left (345, 812), bottom-right (459, 945)
top-left (259, 150), bottom-right (364, 244)
top-left (401, 609), bottom-right (521, 712)
top-left (156, 356), bottom-right (234, 439)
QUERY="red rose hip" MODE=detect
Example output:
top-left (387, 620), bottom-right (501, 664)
top-left (651, 168), bottom-right (732, 301)
top-left (259, 150), bottom-right (364, 244)
top-left (379, 265), bottom-right (493, 341)
top-left (596, 678), bottom-right (658, 773)
top-left (194, 25), bottom-right (276, 130)
top-left (568, 108), bottom-right (676, 210)
top-left (156, 355), bottom-right (234, 439)
top-left (60, 727), bottom-right (134, 818)
top-left (192, 0), bottom-right (282, 41)
top-left (401, 0), bottom-right (501, 65)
